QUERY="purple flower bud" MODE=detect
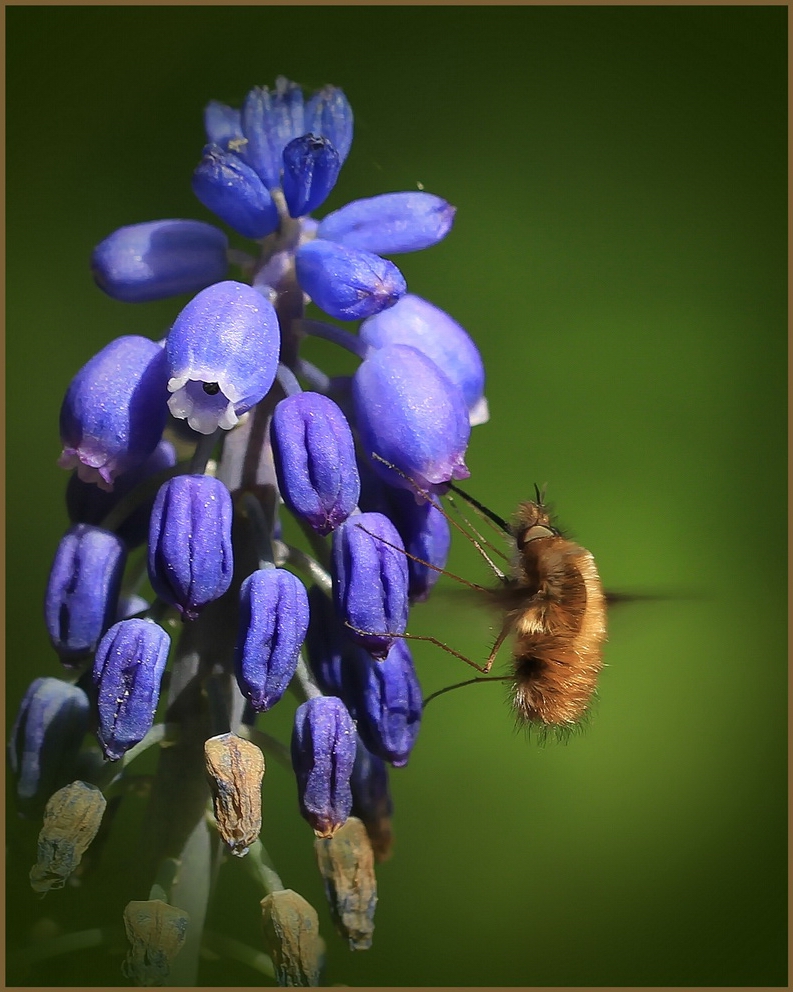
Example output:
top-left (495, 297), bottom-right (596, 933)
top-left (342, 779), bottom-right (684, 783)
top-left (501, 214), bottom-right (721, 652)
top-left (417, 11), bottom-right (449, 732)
top-left (8, 678), bottom-right (90, 816)
top-left (91, 220), bottom-right (229, 303)
top-left (147, 474), bottom-right (233, 619)
top-left (291, 696), bottom-right (356, 838)
top-left (282, 134), bottom-right (341, 218)
top-left (305, 85), bottom-right (353, 164)
top-left (295, 241), bottom-right (406, 321)
top-left (352, 343), bottom-right (471, 494)
top-left (304, 587), bottom-right (356, 702)
top-left (58, 336), bottom-right (170, 490)
top-left (235, 568), bottom-right (310, 712)
top-left (360, 294), bottom-right (487, 424)
top-left (204, 100), bottom-right (244, 150)
top-left (271, 392), bottom-right (360, 536)
top-left (66, 440), bottom-right (177, 549)
top-left (192, 145), bottom-right (280, 240)
top-left (166, 280), bottom-right (280, 434)
top-left (331, 512), bottom-right (409, 660)
top-left (92, 619), bottom-right (171, 760)
top-left (349, 641), bottom-right (422, 768)
top-left (391, 491), bottom-right (451, 603)
top-left (318, 192), bottom-right (455, 255)
top-left (44, 524), bottom-right (127, 662)
top-left (350, 738), bottom-right (394, 862)
top-left (242, 78), bottom-right (305, 189)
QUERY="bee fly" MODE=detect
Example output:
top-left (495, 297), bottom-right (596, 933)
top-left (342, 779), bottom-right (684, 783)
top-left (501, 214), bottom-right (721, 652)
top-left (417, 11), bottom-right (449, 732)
top-left (356, 455), bottom-right (608, 731)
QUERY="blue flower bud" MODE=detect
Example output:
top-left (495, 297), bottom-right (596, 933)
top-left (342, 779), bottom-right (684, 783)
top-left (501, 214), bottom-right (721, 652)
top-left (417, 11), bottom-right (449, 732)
top-left (235, 568), bottom-right (310, 712)
top-left (192, 145), bottom-right (280, 240)
top-left (66, 440), bottom-right (177, 549)
top-left (295, 241), bottom-right (406, 321)
top-left (304, 587), bottom-right (356, 702)
top-left (352, 343), bottom-right (471, 494)
top-left (305, 86), bottom-right (353, 164)
top-left (351, 738), bottom-right (393, 820)
top-left (91, 220), bottom-right (229, 303)
top-left (291, 696), bottom-right (356, 838)
top-left (357, 458), bottom-right (450, 600)
top-left (242, 78), bottom-right (305, 189)
top-left (147, 474), bottom-right (233, 620)
top-left (348, 641), bottom-right (422, 767)
top-left (282, 134), bottom-right (341, 218)
top-left (331, 512), bottom-right (409, 660)
top-left (360, 294), bottom-right (487, 424)
top-left (44, 524), bottom-right (127, 662)
top-left (58, 336), bottom-right (170, 490)
top-left (204, 100), bottom-right (244, 150)
top-left (318, 192), bottom-right (455, 255)
top-left (8, 678), bottom-right (90, 816)
top-left (166, 280), bottom-right (280, 434)
top-left (271, 392), bottom-right (360, 536)
top-left (92, 619), bottom-right (171, 760)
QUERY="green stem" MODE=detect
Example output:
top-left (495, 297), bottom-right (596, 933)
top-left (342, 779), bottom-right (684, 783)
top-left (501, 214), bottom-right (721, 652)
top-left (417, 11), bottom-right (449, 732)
top-left (201, 930), bottom-right (275, 980)
top-left (244, 838), bottom-right (285, 895)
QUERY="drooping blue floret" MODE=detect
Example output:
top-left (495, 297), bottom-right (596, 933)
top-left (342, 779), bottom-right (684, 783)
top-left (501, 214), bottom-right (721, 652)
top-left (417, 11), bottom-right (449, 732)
top-left (331, 512), bottom-right (409, 660)
top-left (44, 524), bottom-right (127, 662)
top-left (352, 343), bottom-right (471, 494)
top-left (282, 134), bottom-right (342, 218)
top-left (360, 293), bottom-right (488, 425)
top-left (92, 619), bottom-right (171, 761)
top-left (271, 392), bottom-right (360, 536)
top-left (291, 695), bottom-right (357, 838)
top-left (165, 280), bottom-right (280, 434)
top-left (91, 220), bottom-right (229, 304)
top-left (8, 677), bottom-right (90, 816)
top-left (348, 640), bottom-right (422, 768)
top-left (304, 586), bottom-right (357, 703)
top-left (235, 568), bottom-right (310, 712)
top-left (58, 335), bottom-right (170, 491)
top-left (148, 474), bottom-right (234, 619)
top-left (192, 145), bottom-right (280, 239)
top-left (318, 192), bottom-right (456, 255)
top-left (358, 462), bottom-right (451, 602)
top-left (295, 240), bottom-right (406, 321)
top-left (66, 440), bottom-right (177, 549)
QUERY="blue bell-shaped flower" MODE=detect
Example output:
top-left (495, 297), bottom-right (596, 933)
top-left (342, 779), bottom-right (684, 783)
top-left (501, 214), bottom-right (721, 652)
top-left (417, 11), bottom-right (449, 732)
top-left (235, 568), bottom-right (310, 712)
top-left (92, 619), bottom-right (171, 760)
top-left (165, 280), bottom-right (281, 435)
top-left (147, 474), bottom-right (234, 619)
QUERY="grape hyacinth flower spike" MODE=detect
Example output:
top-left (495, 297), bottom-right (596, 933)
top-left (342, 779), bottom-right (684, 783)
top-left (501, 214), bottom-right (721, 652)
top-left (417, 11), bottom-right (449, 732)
top-left (20, 70), bottom-right (497, 983)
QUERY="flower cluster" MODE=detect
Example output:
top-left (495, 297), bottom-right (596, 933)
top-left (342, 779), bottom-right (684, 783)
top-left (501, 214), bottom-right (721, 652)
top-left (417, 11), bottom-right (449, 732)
top-left (10, 76), bottom-right (488, 985)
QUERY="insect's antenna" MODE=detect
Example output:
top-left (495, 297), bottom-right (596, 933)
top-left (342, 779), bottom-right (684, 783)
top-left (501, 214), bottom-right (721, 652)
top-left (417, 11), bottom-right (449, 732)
top-left (368, 452), bottom-right (507, 583)
top-left (445, 481), bottom-right (511, 534)
top-left (444, 493), bottom-right (510, 563)
top-left (353, 523), bottom-right (490, 594)
top-left (422, 674), bottom-right (512, 711)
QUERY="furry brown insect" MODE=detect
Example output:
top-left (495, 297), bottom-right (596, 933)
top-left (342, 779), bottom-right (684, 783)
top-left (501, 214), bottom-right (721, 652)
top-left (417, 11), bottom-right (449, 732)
top-left (361, 455), bottom-right (608, 730)
top-left (476, 495), bottom-right (607, 727)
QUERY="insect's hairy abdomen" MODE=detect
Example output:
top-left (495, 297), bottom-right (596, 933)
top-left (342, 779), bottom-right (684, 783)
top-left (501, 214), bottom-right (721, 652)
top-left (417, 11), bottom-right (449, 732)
top-left (498, 537), bottom-right (607, 727)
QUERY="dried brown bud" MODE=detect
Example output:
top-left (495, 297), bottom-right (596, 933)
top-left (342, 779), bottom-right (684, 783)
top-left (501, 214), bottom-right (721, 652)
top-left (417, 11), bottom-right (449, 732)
top-left (261, 888), bottom-right (324, 987)
top-left (122, 898), bottom-right (189, 986)
top-left (314, 816), bottom-right (377, 951)
top-left (204, 732), bottom-right (265, 856)
top-left (29, 780), bottom-right (106, 894)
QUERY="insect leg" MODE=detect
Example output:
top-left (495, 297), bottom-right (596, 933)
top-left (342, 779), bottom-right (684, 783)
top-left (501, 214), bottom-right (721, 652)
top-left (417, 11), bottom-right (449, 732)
top-left (343, 621), bottom-right (493, 673)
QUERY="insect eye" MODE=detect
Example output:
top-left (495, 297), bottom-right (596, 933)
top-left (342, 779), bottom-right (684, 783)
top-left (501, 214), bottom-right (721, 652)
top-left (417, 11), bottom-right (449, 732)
top-left (518, 524), bottom-right (556, 547)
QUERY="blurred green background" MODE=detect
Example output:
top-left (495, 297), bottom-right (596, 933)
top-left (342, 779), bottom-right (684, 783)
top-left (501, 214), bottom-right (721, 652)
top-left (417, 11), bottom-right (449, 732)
top-left (6, 6), bottom-right (786, 987)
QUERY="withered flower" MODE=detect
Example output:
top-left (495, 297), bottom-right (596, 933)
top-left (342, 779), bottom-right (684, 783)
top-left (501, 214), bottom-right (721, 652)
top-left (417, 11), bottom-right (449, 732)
top-left (260, 888), bottom-right (324, 987)
top-left (29, 780), bottom-right (107, 894)
top-left (314, 816), bottom-right (377, 951)
top-left (204, 732), bottom-right (265, 856)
